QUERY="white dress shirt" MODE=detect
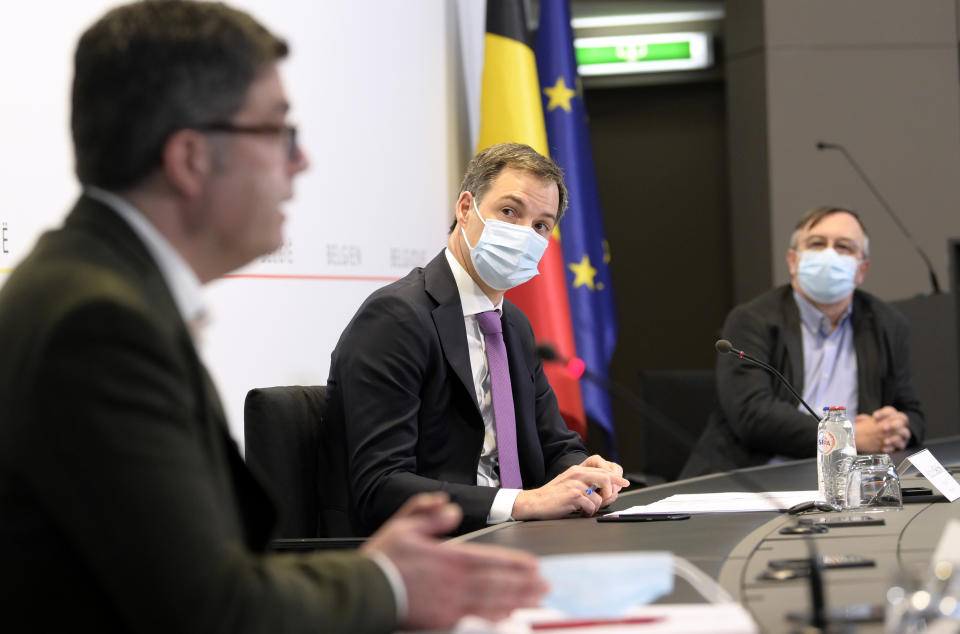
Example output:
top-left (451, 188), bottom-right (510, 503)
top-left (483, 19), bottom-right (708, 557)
top-left (84, 186), bottom-right (208, 336)
top-left (794, 290), bottom-right (858, 414)
top-left (444, 249), bottom-right (522, 523)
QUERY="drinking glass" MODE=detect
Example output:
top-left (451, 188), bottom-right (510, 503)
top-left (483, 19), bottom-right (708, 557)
top-left (843, 454), bottom-right (902, 510)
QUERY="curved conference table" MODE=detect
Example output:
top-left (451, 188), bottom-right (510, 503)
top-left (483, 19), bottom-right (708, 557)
top-left (460, 436), bottom-right (960, 633)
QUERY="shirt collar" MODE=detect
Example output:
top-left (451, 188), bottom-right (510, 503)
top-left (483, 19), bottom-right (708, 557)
top-left (444, 248), bottom-right (502, 317)
top-left (84, 186), bottom-right (208, 330)
top-left (793, 289), bottom-right (851, 336)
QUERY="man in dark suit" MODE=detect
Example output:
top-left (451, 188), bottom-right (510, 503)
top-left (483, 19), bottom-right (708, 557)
top-left (323, 143), bottom-right (627, 536)
top-left (682, 206), bottom-right (924, 477)
top-left (0, 3), bottom-right (546, 632)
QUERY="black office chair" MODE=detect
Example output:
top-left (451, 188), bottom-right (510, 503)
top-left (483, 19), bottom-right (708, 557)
top-left (636, 369), bottom-right (717, 482)
top-left (244, 385), bottom-right (364, 550)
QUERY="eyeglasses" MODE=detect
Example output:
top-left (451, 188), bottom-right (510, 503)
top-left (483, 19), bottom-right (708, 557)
top-left (195, 122), bottom-right (298, 160)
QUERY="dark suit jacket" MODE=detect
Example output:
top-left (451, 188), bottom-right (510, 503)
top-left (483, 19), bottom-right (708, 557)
top-left (681, 285), bottom-right (925, 478)
top-left (322, 251), bottom-right (588, 536)
top-left (0, 196), bottom-right (395, 633)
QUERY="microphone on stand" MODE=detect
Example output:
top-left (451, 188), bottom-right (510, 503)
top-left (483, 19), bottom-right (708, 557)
top-left (715, 339), bottom-right (822, 422)
top-left (539, 340), bottom-right (832, 630)
top-left (714, 338), bottom-right (829, 629)
top-left (815, 140), bottom-right (941, 295)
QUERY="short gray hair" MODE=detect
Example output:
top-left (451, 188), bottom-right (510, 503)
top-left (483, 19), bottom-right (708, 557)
top-left (788, 205), bottom-right (870, 259)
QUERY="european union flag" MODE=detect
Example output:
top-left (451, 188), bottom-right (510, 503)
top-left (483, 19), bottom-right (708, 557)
top-left (535, 0), bottom-right (618, 454)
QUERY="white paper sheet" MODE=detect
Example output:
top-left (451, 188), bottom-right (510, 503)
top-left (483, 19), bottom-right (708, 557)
top-left (455, 604), bottom-right (759, 633)
top-left (608, 490), bottom-right (819, 515)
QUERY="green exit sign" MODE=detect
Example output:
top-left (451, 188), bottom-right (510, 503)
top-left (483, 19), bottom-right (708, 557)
top-left (574, 33), bottom-right (712, 76)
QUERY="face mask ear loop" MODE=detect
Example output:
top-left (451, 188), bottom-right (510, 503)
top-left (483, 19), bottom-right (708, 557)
top-left (471, 195), bottom-right (488, 227)
top-left (461, 193), bottom-right (486, 250)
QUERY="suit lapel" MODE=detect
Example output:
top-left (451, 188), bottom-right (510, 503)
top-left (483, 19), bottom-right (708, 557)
top-left (70, 195), bottom-right (276, 547)
top-left (424, 252), bottom-right (482, 419)
top-left (66, 197), bottom-right (181, 325)
top-left (71, 196), bottom-right (230, 430)
top-left (781, 289), bottom-right (805, 394)
top-left (851, 293), bottom-right (880, 412)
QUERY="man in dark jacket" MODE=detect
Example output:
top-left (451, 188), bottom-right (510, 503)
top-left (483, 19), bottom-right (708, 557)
top-left (682, 206), bottom-right (924, 477)
top-left (323, 143), bottom-right (627, 536)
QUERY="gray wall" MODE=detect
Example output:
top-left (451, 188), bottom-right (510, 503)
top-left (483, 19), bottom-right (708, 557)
top-left (580, 0), bottom-right (960, 470)
top-left (724, 0), bottom-right (960, 443)
top-left (726, 0), bottom-right (960, 303)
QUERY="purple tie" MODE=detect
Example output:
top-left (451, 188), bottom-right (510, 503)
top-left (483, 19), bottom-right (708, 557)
top-left (476, 310), bottom-right (523, 489)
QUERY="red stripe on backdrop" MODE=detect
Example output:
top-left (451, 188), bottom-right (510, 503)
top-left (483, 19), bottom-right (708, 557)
top-left (220, 273), bottom-right (400, 282)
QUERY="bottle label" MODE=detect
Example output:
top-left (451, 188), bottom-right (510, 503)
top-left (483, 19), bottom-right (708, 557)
top-left (817, 429), bottom-right (837, 455)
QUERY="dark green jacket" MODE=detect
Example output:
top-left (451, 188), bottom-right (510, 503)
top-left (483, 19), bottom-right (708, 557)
top-left (682, 285), bottom-right (925, 478)
top-left (0, 196), bottom-right (396, 633)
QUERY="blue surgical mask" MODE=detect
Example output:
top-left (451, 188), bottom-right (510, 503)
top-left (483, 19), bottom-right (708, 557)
top-left (796, 248), bottom-right (859, 304)
top-left (461, 196), bottom-right (549, 291)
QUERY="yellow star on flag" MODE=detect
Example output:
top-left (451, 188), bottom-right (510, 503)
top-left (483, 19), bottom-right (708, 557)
top-left (568, 255), bottom-right (598, 290)
top-left (543, 76), bottom-right (576, 113)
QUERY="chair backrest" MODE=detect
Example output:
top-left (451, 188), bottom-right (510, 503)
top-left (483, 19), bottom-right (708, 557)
top-left (244, 385), bottom-right (326, 539)
top-left (637, 369), bottom-right (717, 481)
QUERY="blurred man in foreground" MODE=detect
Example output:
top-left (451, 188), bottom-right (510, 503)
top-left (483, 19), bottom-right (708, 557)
top-left (0, 2), bottom-right (545, 631)
top-left (682, 206), bottom-right (924, 477)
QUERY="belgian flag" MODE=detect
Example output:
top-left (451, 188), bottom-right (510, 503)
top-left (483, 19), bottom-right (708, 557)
top-left (477, 0), bottom-right (586, 439)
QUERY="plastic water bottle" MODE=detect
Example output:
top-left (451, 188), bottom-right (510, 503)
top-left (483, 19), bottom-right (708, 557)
top-left (816, 406), bottom-right (830, 501)
top-left (817, 406), bottom-right (857, 504)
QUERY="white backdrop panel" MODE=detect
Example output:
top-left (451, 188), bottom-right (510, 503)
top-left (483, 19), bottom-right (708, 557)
top-left (0, 0), bottom-right (473, 450)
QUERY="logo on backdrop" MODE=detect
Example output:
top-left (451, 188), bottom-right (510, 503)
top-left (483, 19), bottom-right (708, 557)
top-left (326, 244), bottom-right (362, 267)
top-left (260, 239), bottom-right (294, 265)
top-left (1, 221), bottom-right (9, 258)
top-left (390, 248), bottom-right (427, 269)
top-left (259, 243), bottom-right (428, 271)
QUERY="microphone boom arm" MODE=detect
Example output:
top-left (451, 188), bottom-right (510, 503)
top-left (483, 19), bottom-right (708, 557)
top-left (716, 340), bottom-right (822, 422)
top-left (816, 141), bottom-right (941, 294)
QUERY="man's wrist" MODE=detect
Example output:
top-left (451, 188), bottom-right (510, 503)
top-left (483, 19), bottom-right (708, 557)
top-left (367, 551), bottom-right (407, 624)
top-left (488, 488), bottom-right (522, 524)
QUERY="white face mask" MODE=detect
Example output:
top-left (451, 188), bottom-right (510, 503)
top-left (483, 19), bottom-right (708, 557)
top-left (796, 248), bottom-right (859, 304)
top-left (461, 196), bottom-right (549, 291)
